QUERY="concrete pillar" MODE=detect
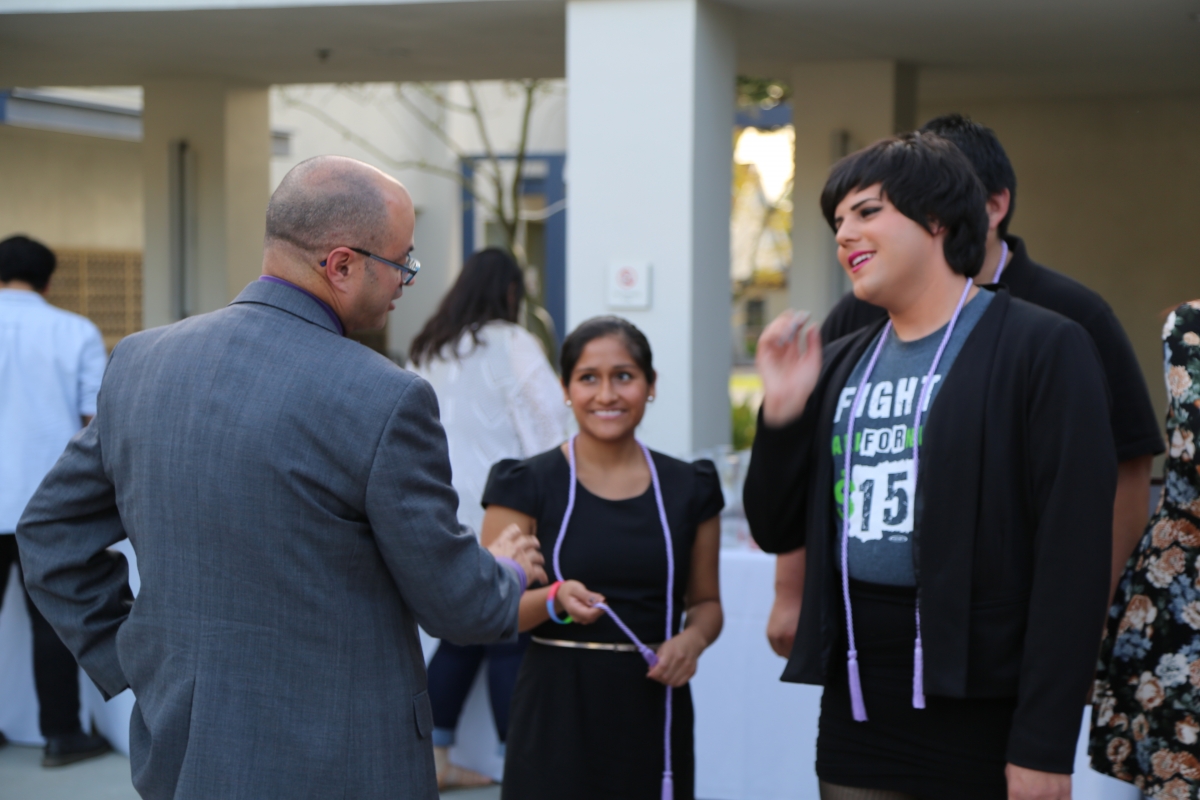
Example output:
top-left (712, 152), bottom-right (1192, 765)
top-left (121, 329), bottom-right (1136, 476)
top-left (566, 0), bottom-right (735, 457)
top-left (142, 82), bottom-right (270, 328)
top-left (789, 61), bottom-right (916, 321)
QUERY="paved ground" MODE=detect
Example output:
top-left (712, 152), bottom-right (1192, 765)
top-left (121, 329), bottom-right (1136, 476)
top-left (0, 744), bottom-right (139, 800)
top-left (0, 744), bottom-right (501, 800)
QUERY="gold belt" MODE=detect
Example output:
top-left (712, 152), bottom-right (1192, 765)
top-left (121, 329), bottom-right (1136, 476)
top-left (532, 636), bottom-right (660, 653)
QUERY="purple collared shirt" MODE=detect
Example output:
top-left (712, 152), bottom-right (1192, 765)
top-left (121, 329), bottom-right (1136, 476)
top-left (257, 276), bottom-right (345, 336)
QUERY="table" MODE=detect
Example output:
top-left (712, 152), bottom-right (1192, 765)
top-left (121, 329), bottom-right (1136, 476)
top-left (0, 545), bottom-right (1144, 799)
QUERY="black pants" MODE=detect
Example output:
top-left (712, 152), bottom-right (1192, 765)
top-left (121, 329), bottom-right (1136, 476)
top-left (427, 634), bottom-right (529, 746)
top-left (0, 535), bottom-right (82, 738)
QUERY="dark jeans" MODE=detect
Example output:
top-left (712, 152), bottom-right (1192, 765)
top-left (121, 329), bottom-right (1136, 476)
top-left (427, 634), bottom-right (529, 746)
top-left (0, 535), bottom-right (82, 738)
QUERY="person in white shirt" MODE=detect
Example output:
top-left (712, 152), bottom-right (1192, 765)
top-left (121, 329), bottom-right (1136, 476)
top-left (410, 247), bottom-right (570, 789)
top-left (0, 235), bottom-right (111, 765)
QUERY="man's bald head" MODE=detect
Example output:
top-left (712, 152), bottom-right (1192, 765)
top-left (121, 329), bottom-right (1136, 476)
top-left (265, 155), bottom-right (408, 256)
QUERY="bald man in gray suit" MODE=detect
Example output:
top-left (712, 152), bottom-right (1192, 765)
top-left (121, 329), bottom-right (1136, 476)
top-left (17, 156), bottom-right (545, 799)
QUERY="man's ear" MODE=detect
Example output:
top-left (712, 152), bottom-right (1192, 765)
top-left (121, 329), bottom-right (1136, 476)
top-left (985, 189), bottom-right (1011, 232)
top-left (320, 248), bottom-right (355, 287)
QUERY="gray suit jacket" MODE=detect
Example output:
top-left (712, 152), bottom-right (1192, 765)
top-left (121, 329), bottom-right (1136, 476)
top-left (17, 279), bottom-right (521, 799)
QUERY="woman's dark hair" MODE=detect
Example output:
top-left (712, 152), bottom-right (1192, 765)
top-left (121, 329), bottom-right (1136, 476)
top-left (920, 113), bottom-right (1017, 236)
top-left (819, 131), bottom-right (988, 278)
top-left (409, 248), bottom-right (525, 366)
top-left (0, 235), bottom-right (56, 291)
top-left (560, 316), bottom-right (656, 387)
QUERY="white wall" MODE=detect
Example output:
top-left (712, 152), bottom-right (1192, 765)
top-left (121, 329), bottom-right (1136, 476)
top-left (0, 124), bottom-right (142, 249)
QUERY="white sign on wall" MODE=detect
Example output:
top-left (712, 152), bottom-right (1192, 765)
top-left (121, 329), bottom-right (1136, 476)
top-left (607, 261), bottom-right (652, 310)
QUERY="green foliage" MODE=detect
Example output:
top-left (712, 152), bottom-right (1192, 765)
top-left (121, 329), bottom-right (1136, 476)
top-left (737, 76), bottom-right (790, 110)
top-left (732, 400), bottom-right (758, 451)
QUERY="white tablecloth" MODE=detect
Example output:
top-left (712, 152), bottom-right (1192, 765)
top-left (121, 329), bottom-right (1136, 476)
top-left (0, 544), bottom-right (1144, 799)
top-left (691, 550), bottom-right (1143, 800)
top-left (0, 538), bottom-right (138, 754)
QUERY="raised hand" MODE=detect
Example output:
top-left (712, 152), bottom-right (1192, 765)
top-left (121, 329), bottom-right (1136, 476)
top-left (757, 310), bottom-right (823, 427)
top-left (556, 580), bottom-right (606, 625)
top-left (486, 523), bottom-right (547, 586)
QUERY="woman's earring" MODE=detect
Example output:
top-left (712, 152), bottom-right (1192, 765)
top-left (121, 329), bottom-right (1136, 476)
top-left (565, 399), bottom-right (572, 407)
top-left (647, 395), bottom-right (655, 403)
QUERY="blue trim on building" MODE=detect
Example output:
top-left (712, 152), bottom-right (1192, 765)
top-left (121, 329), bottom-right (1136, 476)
top-left (736, 103), bottom-right (791, 130)
top-left (460, 153), bottom-right (567, 346)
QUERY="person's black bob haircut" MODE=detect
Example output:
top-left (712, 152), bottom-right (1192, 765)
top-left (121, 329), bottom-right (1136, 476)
top-left (560, 316), bottom-right (656, 387)
top-left (409, 247), bottom-right (526, 367)
top-left (819, 131), bottom-right (988, 278)
top-left (0, 235), bottom-right (57, 292)
top-left (920, 113), bottom-right (1017, 237)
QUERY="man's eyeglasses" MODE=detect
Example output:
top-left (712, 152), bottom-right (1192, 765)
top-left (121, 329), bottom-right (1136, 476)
top-left (322, 247), bottom-right (421, 285)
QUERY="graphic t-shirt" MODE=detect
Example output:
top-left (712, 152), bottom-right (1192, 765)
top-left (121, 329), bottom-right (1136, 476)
top-left (831, 289), bottom-right (993, 586)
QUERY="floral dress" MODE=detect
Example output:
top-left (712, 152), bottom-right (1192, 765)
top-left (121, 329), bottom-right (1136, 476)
top-left (1091, 301), bottom-right (1200, 799)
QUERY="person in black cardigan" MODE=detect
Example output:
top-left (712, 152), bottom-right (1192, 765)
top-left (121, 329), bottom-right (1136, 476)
top-left (744, 133), bottom-right (1115, 800)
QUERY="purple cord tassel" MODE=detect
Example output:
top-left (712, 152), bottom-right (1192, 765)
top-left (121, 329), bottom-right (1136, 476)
top-left (847, 650), bottom-right (868, 722)
top-left (912, 637), bottom-right (926, 709)
top-left (661, 773), bottom-right (673, 800)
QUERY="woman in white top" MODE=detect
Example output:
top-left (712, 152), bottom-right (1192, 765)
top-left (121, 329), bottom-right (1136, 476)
top-left (410, 247), bottom-right (570, 789)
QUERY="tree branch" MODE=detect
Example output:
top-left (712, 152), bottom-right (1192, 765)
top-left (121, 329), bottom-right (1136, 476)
top-left (464, 82), bottom-right (512, 244)
top-left (507, 79), bottom-right (540, 254)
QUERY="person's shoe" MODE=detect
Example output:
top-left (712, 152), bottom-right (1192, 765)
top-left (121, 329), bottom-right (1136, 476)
top-left (0, 730), bottom-right (8, 747)
top-left (42, 731), bottom-right (111, 767)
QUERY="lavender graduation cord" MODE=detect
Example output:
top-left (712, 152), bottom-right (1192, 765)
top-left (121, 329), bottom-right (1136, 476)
top-left (992, 240), bottom-right (1010, 284)
top-left (840, 277), bottom-right (973, 721)
top-left (552, 435), bottom-right (676, 800)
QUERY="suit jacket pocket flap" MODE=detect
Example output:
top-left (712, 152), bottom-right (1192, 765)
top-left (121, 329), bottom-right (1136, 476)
top-left (413, 690), bottom-right (433, 739)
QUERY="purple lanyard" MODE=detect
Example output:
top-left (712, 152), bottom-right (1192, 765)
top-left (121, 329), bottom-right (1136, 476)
top-left (553, 434), bottom-right (676, 800)
top-left (992, 240), bottom-right (1010, 284)
top-left (839, 277), bottom-right (973, 721)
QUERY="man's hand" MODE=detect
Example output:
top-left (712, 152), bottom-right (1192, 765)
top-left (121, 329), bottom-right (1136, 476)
top-left (1005, 763), bottom-right (1070, 800)
top-left (486, 523), bottom-right (547, 586)
top-left (757, 311), bottom-right (823, 427)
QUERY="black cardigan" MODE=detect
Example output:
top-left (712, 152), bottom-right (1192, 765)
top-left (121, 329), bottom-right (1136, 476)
top-left (744, 289), bottom-right (1116, 773)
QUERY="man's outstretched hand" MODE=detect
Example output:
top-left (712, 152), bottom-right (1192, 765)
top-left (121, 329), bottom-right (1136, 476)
top-left (486, 523), bottom-right (547, 586)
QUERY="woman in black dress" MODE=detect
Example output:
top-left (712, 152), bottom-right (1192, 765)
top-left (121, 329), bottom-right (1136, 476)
top-left (480, 316), bottom-right (724, 800)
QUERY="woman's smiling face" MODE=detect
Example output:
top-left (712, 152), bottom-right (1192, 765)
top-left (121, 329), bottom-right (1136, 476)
top-left (833, 183), bottom-right (943, 311)
top-left (565, 335), bottom-right (654, 442)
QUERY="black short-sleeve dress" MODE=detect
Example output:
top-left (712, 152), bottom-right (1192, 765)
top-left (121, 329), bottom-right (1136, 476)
top-left (483, 445), bottom-right (724, 800)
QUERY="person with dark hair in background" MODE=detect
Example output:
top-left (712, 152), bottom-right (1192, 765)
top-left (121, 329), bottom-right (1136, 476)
top-left (0, 234), bottom-right (110, 765)
top-left (745, 132), bottom-right (1115, 799)
top-left (767, 115), bottom-right (1164, 683)
top-left (481, 317), bottom-right (724, 799)
top-left (409, 247), bottom-right (569, 789)
top-left (1090, 301), bottom-right (1200, 799)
